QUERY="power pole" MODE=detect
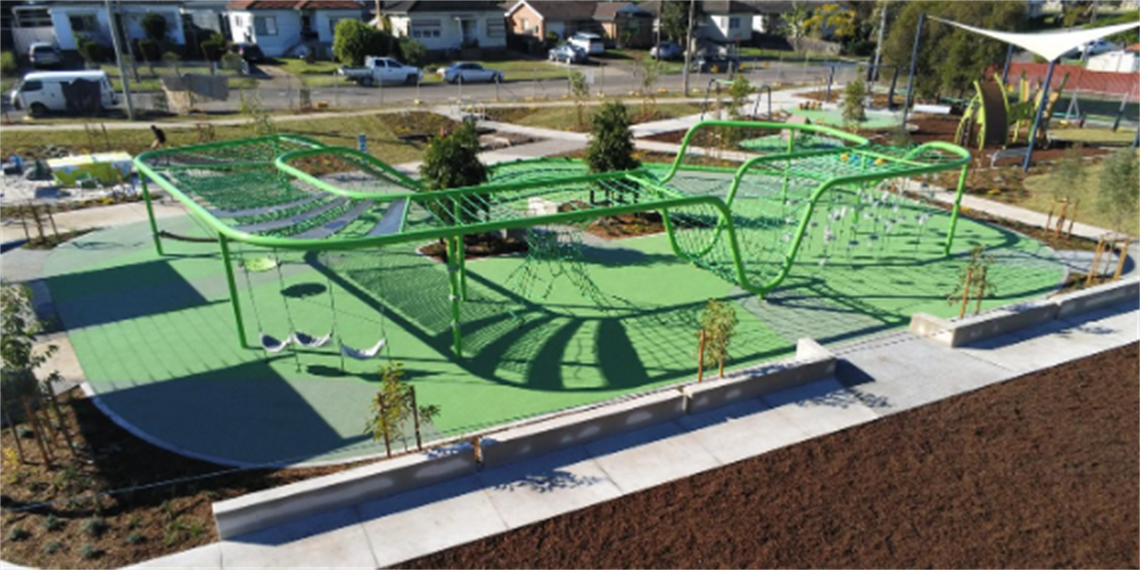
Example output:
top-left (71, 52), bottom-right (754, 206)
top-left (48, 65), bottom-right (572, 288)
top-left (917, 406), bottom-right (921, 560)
top-left (681, 0), bottom-right (696, 95)
top-left (105, 0), bottom-right (135, 120)
top-left (870, 2), bottom-right (888, 82)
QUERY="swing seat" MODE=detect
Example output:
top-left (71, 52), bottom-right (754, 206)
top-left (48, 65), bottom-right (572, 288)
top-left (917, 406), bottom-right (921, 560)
top-left (292, 331), bottom-right (333, 348)
top-left (260, 333), bottom-right (292, 353)
top-left (340, 338), bottom-right (386, 360)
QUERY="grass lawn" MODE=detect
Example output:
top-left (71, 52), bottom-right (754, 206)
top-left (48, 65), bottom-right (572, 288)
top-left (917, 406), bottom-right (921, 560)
top-left (264, 57), bottom-right (343, 87)
top-left (1048, 127), bottom-right (1139, 145)
top-left (270, 58), bottom-right (571, 86)
top-left (0, 112), bottom-right (435, 165)
top-left (100, 63), bottom-right (258, 92)
top-left (1021, 152), bottom-right (1140, 236)
top-left (486, 101), bottom-right (703, 132)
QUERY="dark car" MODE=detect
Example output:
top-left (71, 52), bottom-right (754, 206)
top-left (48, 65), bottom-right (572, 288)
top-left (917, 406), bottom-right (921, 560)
top-left (232, 43), bottom-right (265, 63)
top-left (693, 54), bottom-right (739, 73)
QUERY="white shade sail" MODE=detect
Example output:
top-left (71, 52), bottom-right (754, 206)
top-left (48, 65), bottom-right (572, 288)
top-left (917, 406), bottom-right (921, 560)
top-left (930, 17), bottom-right (1140, 63)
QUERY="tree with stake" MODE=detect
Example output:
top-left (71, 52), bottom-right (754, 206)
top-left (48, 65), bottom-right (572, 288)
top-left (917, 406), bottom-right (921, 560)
top-left (638, 56), bottom-right (660, 120)
top-left (699, 299), bottom-right (738, 379)
top-left (946, 243), bottom-right (996, 318)
top-left (365, 362), bottom-right (441, 457)
top-left (568, 71), bottom-right (589, 129)
top-left (1095, 148), bottom-right (1138, 236)
top-left (841, 70), bottom-right (868, 132)
top-left (1, 284), bottom-right (61, 423)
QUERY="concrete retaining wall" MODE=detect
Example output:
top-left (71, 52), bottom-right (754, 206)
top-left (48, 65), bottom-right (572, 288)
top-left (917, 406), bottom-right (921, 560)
top-left (213, 446), bottom-right (477, 539)
top-left (911, 277), bottom-right (1139, 347)
top-left (212, 337), bottom-right (838, 540)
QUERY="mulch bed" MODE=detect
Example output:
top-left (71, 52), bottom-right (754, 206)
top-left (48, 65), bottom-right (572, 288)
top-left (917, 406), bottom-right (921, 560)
top-left (406, 343), bottom-right (1140, 569)
top-left (0, 388), bottom-right (366, 569)
top-left (419, 234), bottom-right (529, 263)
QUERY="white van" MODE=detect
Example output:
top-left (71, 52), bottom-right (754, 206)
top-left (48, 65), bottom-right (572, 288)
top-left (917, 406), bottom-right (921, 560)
top-left (9, 71), bottom-right (119, 116)
top-left (568, 32), bottom-right (606, 55)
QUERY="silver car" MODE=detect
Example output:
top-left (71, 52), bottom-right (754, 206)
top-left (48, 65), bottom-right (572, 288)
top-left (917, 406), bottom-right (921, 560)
top-left (439, 62), bottom-right (503, 84)
top-left (548, 43), bottom-right (587, 64)
top-left (28, 42), bottom-right (62, 68)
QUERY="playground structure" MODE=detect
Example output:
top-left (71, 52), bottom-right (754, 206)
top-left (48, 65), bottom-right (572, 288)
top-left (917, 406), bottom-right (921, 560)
top-left (699, 78), bottom-right (774, 121)
top-left (955, 72), bottom-right (1070, 151)
top-left (135, 121), bottom-right (973, 359)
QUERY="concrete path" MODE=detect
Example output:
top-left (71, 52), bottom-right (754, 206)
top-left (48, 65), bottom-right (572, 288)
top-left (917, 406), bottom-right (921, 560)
top-left (0, 200), bottom-right (185, 244)
top-left (127, 296), bottom-right (1138, 569)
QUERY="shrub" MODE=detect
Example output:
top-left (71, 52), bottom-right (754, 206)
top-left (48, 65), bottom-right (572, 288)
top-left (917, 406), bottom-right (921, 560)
top-left (43, 541), bottom-right (62, 555)
top-left (162, 51), bottom-right (181, 71)
top-left (79, 543), bottom-right (98, 560)
top-left (0, 51), bottom-right (16, 77)
top-left (83, 516), bottom-right (107, 537)
top-left (76, 36), bottom-right (106, 65)
top-left (419, 122), bottom-right (489, 225)
top-left (399, 38), bottom-right (427, 67)
top-left (1096, 148), bottom-right (1140, 233)
top-left (6, 524), bottom-right (29, 541)
top-left (125, 531), bottom-right (144, 545)
top-left (544, 30), bottom-right (560, 46)
top-left (841, 73), bottom-right (867, 131)
top-left (200, 32), bottom-right (226, 61)
top-left (42, 514), bottom-right (63, 532)
top-left (333, 19), bottom-right (389, 66)
top-left (586, 102), bottom-right (639, 174)
top-left (140, 13), bottom-right (168, 43)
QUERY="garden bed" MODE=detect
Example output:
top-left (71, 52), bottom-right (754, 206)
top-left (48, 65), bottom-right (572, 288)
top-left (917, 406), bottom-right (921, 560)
top-left (418, 233), bottom-right (529, 263)
top-left (406, 342), bottom-right (1140, 569)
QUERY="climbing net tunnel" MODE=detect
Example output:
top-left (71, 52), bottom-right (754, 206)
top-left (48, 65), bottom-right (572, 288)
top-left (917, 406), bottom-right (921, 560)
top-left (135, 121), bottom-right (973, 355)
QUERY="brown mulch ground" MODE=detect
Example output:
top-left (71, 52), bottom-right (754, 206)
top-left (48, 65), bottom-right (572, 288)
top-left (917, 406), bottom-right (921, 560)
top-left (0, 388), bottom-right (366, 569)
top-left (406, 343), bottom-right (1140, 569)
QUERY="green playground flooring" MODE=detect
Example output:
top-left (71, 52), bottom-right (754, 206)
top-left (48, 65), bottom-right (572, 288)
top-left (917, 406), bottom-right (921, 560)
top-left (787, 107), bottom-right (903, 130)
top-left (45, 194), bottom-right (1064, 466)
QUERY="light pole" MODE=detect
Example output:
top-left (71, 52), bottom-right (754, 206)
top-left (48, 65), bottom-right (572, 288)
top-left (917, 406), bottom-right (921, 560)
top-left (681, 0), bottom-right (696, 95)
top-left (105, 0), bottom-right (135, 120)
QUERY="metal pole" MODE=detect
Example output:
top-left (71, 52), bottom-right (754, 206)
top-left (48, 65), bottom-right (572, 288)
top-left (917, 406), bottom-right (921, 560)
top-left (106, 0), bottom-right (135, 120)
top-left (218, 235), bottom-right (249, 348)
top-left (446, 236), bottom-right (463, 357)
top-left (1000, 44), bottom-right (1014, 85)
top-left (681, 0), bottom-right (696, 95)
top-left (944, 164), bottom-right (970, 256)
top-left (825, 66), bottom-right (835, 102)
top-left (871, 3), bottom-right (888, 82)
top-left (1133, 123), bottom-right (1139, 149)
top-left (140, 176), bottom-right (164, 256)
top-left (902, 12), bottom-right (925, 125)
top-left (1022, 59), bottom-right (1057, 172)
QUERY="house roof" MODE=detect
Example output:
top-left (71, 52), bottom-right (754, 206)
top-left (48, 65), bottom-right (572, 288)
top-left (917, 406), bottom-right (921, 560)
top-left (228, 0), bottom-right (363, 9)
top-left (382, 1), bottom-right (504, 14)
top-left (593, 2), bottom-right (652, 21)
top-left (512, 1), bottom-right (599, 22)
top-left (738, 0), bottom-right (848, 15)
top-left (640, 1), bottom-right (759, 17)
top-left (1127, 43), bottom-right (1140, 52)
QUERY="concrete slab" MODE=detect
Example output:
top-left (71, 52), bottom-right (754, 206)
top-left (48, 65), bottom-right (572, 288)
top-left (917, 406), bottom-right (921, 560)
top-left (129, 543), bottom-right (223, 569)
top-left (356, 476), bottom-right (507, 568)
top-left (835, 334), bottom-right (1016, 417)
top-left (219, 507), bottom-right (375, 569)
top-left (585, 420), bottom-right (722, 494)
top-left (761, 378), bottom-right (881, 437)
top-left (476, 446), bottom-right (622, 529)
top-left (678, 398), bottom-right (810, 465)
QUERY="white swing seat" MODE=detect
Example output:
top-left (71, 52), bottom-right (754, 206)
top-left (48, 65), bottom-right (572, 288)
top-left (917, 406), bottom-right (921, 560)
top-left (292, 331), bottom-right (333, 348)
top-left (260, 333), bottom-right (292, 353)
top-left (340, 338), bottom-right (386, 360)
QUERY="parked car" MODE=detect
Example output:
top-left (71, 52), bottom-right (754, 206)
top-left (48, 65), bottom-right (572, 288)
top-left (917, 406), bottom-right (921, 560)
top-left (548, 43), bottom-right (588, 64)
top-left (650, 41), bottom-right (683, 60)
top-left (438, 62), bottom-right (503, 84)
top-left (337, 56), bottom-right (423, 86)
top-left (10, 70), bottom-right (118, 116)
top-left (568, 32), bottom-right (606, 55)
top-left (28, 42), bottom-right (62, 68)
top-left (231, 42), bottom-right (265, 63)
top-left (693, 54), bottom-right (739, 73)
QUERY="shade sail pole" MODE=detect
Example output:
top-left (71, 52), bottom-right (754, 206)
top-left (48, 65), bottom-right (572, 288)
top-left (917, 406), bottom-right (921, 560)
top-left (1022, 59), bottom-right (1057, 172)
top-left (902, 12), bottom-right (926, 125)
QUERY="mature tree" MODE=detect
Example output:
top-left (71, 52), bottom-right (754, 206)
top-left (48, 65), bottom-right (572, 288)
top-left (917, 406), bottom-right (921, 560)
top-left (333, 19), bottom-right (389, 66)
top-left (660, 0), bottom-right (687, 42)
top-left (882, 1), bottom-right (1026, 99)
top-left (140, 12), bottom-right (168, 44)
top-left (1096, 149), bottom-right (1140, 234)
top-left (804, 3), bottom-right (856, 40)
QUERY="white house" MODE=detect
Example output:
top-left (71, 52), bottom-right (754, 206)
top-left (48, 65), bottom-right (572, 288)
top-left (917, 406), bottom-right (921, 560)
top-left (48, 1), bottom-right (187, 51)
top-left (381, 1), bottom-right (507, 52)
top-left (226, 0), bottom-right (364, 58)
top-left (1088, 45), bottom-right (1140, 73)
top-left (643, 0), bottom-right (757, 44)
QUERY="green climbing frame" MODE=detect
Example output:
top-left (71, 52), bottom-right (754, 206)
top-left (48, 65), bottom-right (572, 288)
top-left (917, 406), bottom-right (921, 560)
top-left (135, 120), bottom-right (973, 356)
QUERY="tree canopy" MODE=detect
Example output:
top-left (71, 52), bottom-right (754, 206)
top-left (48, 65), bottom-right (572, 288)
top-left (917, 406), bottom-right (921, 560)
top-left (333, 19), bottom-right (390, 66)
top-left (882, 1), bottom-right (1027, 99)
top-left (586, 102), bottom-right (639, 174)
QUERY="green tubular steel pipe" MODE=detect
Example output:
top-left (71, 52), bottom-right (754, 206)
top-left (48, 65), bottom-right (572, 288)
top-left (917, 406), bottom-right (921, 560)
top-left (218, 235), bottom-right (248, 348)
top-left (446, 236), bottom-right (463, 356)
top-left (140, 177), bottom-right (164, 256)
top-left (943, 165), bottom-right (970, 256)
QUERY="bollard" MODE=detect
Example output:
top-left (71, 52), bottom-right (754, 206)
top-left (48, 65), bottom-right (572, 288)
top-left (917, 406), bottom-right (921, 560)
top-left (357, 133), bottom-right (366, 153)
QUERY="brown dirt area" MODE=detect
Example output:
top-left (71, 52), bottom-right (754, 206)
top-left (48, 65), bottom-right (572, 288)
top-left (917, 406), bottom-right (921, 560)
top-left (406, 343), bottom-right (1140, 569)
top-left (0, 388), bottom-right (366, 569)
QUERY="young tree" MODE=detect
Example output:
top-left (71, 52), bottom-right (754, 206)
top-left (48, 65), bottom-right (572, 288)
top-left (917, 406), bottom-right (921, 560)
top-left (660, 0), bottom-right (688, 42)
top-left (699, 299), bottom-right (738, 379)
top-left (946, 243), bottom-right (997, 318)
top-left (1, 284), bottom-right (59, 421)
top-left (1096, 149), bottom-right (1140, 234)
top-left (568, 71), bottom-right (590, 128)
top-left (779, 2), bottom-right (815, 46)
top-left (200, 33), bottom-right (227, 62)
top-left (587, 102), bottom-right (640, 204)
top-left (841, 73), bottom-right (868, 131)
top-left (727, 74), bottom-right (754, 120)
top-left (366, 362), bottom-right (441, 456)
top-left (140, 13), bottom-right (168, 45)
top-left (333, 19), bottom-right (388, 66)
top-left (420, 121), bottom-right (489, 225)
top-left (638, 56), bottom-right (660, 120)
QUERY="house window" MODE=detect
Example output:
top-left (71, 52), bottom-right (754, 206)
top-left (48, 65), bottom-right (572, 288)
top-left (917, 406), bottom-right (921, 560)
top-left (254, 16), bottom-right (278, 36)
top-left (410, 18), bottom-right (441, 38)
top-left (487, 19), bottom-right (505, 38)
top-left (729, 17), bottom-right (740, 29)
top-left (69, 14), bottom-right (99, 33)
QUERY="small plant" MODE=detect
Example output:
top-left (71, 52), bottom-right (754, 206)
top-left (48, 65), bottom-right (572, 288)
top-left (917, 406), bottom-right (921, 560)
top-left (83, 516), bottom-right (107, 537)
top-left (568, 71), bottom-right (589, 128)
top-left (366, 362), bottom-right (441, 456)
top-left (128, 514), bottom-right (142, 530)
top-left (239, 90), bottom-right (276, 136)
top-left (125, 531), bottom-right (145, 545)
top-left (0, 51), bottom-right (16, 77)
top-left (79, 543), bottom-right (99, 560)
top-left (43, 540), bottom-right (63, 555)
top-left (946, 243), bottom-right (997, 318)
top-left (699, 299), bottom-right (739, 379)
top-left (6, 524), bottom-right (30, 541)
top-left (638, 56), bottom-right (660, 120)
top-left (42, 514), bottom-right (63, 532)
top-left (726, 74), bottom-right (754, 120)
top-left (841, 71), bottom-right (868, 131)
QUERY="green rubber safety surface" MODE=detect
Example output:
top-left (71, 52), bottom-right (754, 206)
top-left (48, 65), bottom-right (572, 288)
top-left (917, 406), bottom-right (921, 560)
top-left (787, 107), bottom-right (903, 130)
top-left (44, 196), bottom-right (1064, 466)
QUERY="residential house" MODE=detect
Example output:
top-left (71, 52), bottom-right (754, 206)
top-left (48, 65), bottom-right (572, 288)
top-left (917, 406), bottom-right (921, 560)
top-left (1088, 44), bottom-right (1140, 73)
top-left (506, 1), bottom-right (653, 46)
top-left (227, 0), bottom-right (364, 58)
top-left (49, 1), bottom-right (188, 51)
top-left (381, 1), bottom-right (507, 53)
top-left (643, 1), bottom-right (758, 45)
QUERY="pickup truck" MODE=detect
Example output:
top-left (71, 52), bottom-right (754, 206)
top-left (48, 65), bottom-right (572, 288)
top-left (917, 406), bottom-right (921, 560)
top-left (337, 56), bottom-right (423, 86)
